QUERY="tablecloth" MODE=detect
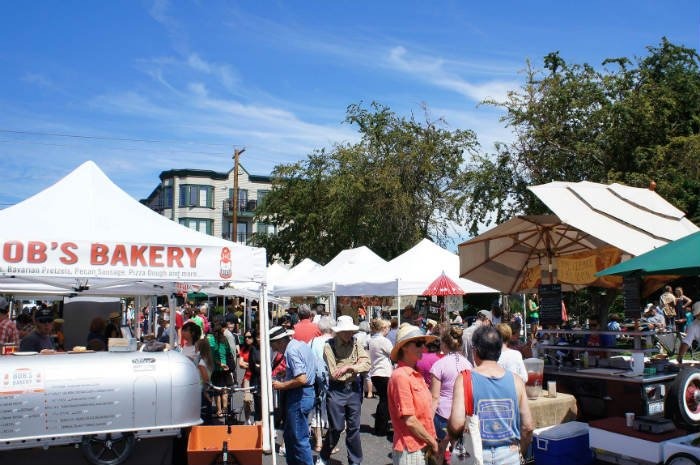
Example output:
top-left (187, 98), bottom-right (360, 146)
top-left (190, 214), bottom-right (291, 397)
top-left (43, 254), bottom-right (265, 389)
top-left (527, 390), bottom-right (578, 428)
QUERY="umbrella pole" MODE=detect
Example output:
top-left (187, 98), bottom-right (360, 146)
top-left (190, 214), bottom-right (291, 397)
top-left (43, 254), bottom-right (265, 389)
top-left (523, 293), bottom-right (528, 344)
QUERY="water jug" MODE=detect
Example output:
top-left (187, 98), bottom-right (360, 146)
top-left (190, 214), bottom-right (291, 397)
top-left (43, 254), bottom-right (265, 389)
top-left (524, 357), bottom-right (544, 399)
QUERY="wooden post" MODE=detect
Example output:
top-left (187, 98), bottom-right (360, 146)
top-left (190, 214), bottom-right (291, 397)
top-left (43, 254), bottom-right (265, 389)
top-left (232, 147), bottom-right (245, 242)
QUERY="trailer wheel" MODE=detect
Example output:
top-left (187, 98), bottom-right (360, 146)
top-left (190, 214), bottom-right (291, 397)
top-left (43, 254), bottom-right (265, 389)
top-left (665, 452), bottom-right (700, 465)
top-left (672, 368), bottom-right (700, 425)
top-left (80, 432), bottom-right (135, 465)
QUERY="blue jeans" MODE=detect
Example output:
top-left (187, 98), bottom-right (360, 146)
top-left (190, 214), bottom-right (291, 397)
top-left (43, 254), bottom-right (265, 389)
top-left (482, 444), bottom-right (521, 465)
top-left (434, 414), bottom-right (448, 441)
top-left (283, 386), bottom-right (315, 465)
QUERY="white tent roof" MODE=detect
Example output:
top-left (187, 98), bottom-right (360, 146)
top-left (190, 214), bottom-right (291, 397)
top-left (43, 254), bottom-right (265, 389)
top-left (273, 246), bottom-right (398, 296)
top-left (388, 238), bottom-right (498, 295)
top-left (0, 161), bottom-right (267, 294)
top-left (529, 181), bottom-right (699, 256)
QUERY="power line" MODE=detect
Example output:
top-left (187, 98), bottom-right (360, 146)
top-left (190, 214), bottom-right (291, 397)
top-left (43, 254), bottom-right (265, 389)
top-left (0, 138), bottom-right (230, 157)
top-left (0, 128), bottom-right (240, 148)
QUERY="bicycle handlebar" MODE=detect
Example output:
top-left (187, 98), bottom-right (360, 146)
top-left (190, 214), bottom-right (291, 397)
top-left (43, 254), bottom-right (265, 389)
top-left (206, 383), bottom-right (258, 394)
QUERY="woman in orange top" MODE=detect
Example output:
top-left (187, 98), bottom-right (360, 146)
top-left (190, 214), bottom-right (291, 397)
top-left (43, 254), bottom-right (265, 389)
top-left (387, 324), bottom-right (438, 465)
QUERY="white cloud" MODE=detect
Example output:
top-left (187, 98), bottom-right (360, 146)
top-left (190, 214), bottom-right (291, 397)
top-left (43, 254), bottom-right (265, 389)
top-left (22, 73), bottom-right (55, 89)
top-left (386, 46), bottom-right (521, 103)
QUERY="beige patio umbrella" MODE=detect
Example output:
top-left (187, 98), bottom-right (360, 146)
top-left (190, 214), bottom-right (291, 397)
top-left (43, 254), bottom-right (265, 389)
top-left (458, 215), bottom-right (614, 294)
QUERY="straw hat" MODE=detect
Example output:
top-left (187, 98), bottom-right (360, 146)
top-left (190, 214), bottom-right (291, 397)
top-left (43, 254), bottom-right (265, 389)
top-left (390, 323), bottom-right (437, 362)
top-left (333, 315), bottom-right (359, 332)
top-left (269, 325), bottom-right (295, 341)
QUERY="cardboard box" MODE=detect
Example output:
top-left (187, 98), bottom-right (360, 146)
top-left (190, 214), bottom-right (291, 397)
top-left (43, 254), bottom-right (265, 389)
top-left (533, 421), bottom-right (592, 465)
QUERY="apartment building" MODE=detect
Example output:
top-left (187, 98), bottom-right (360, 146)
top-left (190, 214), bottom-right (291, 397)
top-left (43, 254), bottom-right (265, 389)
top-left (141, 165), bottom-right (275, 244)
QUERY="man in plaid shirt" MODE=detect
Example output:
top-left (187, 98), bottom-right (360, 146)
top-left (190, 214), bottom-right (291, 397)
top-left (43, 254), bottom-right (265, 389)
top-left (0, 298), bottom-right (19, 345)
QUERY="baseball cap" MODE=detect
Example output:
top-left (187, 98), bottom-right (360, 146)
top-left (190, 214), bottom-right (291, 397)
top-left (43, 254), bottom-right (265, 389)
top-left (35, 307), bottom-right (55, 323)
top-left (477, 309), bottom-right (493, 320)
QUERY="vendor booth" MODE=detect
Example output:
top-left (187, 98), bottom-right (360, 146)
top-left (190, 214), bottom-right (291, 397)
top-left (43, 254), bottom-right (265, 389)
top-left (458, 181), bottom-right (700, 463)
top-left (0, 161), bottom-right (274, 465)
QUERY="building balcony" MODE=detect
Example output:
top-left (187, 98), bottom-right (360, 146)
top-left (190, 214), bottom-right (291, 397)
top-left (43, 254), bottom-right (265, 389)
top-left (222, 199), bottom-right (257, 217)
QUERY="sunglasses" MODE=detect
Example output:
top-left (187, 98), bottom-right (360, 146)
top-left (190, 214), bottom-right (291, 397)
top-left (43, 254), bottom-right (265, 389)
top-left (412, 340), bottom-right (426, 348)
top-left (245, 335), bottom-right (253, 338)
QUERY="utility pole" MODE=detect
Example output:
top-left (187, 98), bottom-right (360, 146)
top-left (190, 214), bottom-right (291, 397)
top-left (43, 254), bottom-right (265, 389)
top-left (232, 147), bottom-right (245, 242)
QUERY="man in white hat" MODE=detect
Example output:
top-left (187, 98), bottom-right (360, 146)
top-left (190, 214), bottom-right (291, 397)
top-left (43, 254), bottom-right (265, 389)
top-left (676, 302), bottom-right (700, 364)
top-left (317, 315), bottom-right (370, 465)
top-left (270, 325), bottom-right (317, 465)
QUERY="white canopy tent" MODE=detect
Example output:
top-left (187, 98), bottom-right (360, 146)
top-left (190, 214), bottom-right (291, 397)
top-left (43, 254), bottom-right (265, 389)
top-left (387, 238), bottom-right (498, 295)
top-left (273, 246), bottom-right (399, 318)
top-left (0, 161), bottom-right (278, 456)
top-left (273, 246), bottom-right (398, 297)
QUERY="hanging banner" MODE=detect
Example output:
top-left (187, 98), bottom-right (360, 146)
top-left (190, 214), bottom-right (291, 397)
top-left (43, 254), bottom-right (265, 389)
top-left (554, 247), bottom-right (623, 288)
top-left (0, 239), bottom-right (266, 283)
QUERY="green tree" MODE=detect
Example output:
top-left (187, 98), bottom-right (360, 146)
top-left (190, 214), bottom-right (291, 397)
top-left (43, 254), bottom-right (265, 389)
top-left (461, 38), bottom-right (700, 234)
top-left (252, 102), bottom-right (479, 265)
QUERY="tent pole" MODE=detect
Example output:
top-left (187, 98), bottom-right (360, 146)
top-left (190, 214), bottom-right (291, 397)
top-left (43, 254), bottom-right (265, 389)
top-left (331, 284), bottom-right (336, 321)
top-left (167, 294), bottom-right (177, 347)
top-left (258, 283), bottom-right (275, 459)
top-left (395, 278), bottom-right (400, 327)
top-left (522, 293), bottom-right (528, 344)
top-left (135, 296), bottom-right (141, 341)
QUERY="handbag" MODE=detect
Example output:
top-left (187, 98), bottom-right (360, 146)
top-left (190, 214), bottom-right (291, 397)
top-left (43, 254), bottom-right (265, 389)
top-left (458, 370), bottom-right (483, 465)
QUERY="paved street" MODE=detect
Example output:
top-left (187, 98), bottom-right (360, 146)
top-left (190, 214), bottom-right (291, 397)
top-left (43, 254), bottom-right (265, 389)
top-left (0, 396), bottom-right (391, 465)
top-left (269, 395), bottom-right (393, 465)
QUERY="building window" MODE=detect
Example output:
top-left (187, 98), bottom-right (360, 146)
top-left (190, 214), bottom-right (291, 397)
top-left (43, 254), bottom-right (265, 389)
top-left (178, 184), bottom-right (214, 208)
top-left (256, 223), bottom-right (276, 235)
top-left (238, 189), bottom-right (248, 210)
top-left (179, 218), bottom-right (213, 235)
top-left (163, 186), bottom-right (173, 209)
top-left (257, 189), bottom-right (270, 203)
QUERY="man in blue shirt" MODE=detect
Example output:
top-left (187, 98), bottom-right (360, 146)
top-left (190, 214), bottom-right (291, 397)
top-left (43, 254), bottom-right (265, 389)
top-left (270, 325), bottom-right (316, 465)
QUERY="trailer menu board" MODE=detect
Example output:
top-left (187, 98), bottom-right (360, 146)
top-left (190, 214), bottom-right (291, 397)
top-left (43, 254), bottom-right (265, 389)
top-left (0, 351), bottom-right (201, 442)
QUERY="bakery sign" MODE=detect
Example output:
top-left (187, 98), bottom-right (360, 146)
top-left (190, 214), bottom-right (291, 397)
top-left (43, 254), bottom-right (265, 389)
top-left (0, 239), bottom-right (236, 282)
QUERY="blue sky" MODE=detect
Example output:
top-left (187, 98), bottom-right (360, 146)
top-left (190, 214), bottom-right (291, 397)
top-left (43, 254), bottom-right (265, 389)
top-left (1, 1), bottom-right (698, 214)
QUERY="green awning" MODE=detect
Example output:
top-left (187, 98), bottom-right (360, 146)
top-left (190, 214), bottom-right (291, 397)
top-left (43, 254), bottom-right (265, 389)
top-left (596, 231), bottom-right (700, 277)
top-left (187, 292), bottom-right (208, 300)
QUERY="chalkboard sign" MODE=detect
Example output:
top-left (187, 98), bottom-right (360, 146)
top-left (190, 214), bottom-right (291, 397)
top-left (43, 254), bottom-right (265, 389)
top-left (538, 284), bottom-right (562, 327)
top-left (623, 276), bottom-right (641, 318)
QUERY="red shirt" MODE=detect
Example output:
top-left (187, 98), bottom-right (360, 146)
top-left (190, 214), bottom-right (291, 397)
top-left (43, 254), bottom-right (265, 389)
top-left (292, 319), bottom-right (321, 343)
top-left (388, 362), bottom-right (437, 452)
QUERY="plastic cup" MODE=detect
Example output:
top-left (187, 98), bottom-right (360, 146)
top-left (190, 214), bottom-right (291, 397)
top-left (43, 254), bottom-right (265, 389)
top-left (625, 412), bottom-right (635, 427)
top-left (547, 381), bottom-right (557, 397)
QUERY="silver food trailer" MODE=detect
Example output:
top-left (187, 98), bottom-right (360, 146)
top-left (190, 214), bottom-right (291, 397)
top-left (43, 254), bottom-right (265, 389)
top-left (0, 351), bottom-right (201, 465)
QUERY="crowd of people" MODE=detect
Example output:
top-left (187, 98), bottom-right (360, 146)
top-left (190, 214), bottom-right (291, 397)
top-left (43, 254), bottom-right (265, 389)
top-left (267, 303), bottom-right (534, 465)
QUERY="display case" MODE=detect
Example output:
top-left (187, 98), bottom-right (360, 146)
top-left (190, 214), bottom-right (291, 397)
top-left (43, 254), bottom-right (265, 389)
top-left (536, 329), bottom-right (678, 420)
